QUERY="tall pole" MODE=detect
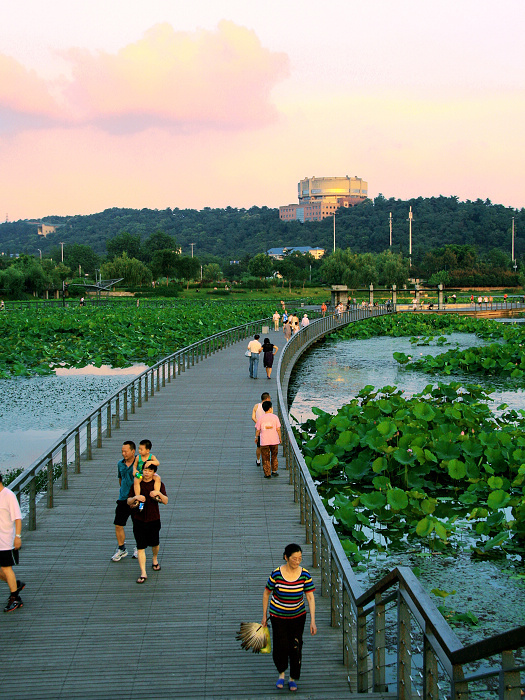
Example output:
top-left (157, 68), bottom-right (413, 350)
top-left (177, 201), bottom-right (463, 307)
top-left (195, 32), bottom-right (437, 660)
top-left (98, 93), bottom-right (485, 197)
top-left (407, 207), bottom-right (413, 267)
top-left (37, 248), bottom-right (42, 260)
top-left (333, 214), bottom-right (336, 253)
top-left (389, 212), bottom-right (392, 248)
top-left (511, 217), bottom-right (515, 263)
top-left (190, 243), bottom-right (195, 258)
top-left (60, 242), bottom-right (64, 262)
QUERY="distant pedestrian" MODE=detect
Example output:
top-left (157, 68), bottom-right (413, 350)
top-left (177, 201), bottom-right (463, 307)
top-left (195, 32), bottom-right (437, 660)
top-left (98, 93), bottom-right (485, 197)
top-left (111, 441), bottom-right (138, 562)
top-left (470, 294), bottom-right (474, 304)
top-left (80, 297), bottom-right (85, 307)
top-left (504, 293), bottom-right (508, 303)
top-left (273, 311), bottom-right (281, 331)
top-left (252, 392), bottom-right (271, 467)
top-left (283, 321), bottom-right (292, 342)
top-left (301, 314), bottom-right (309, 328)
top-left (262, 338), bottom-right (278, 379)
top-left (255, 400), bottom-right (281, 478)
top-left (127, 463), bottom-right (168, 584)
top-left (321, 302), bottom-right (327, 317)
top-left (0, 471), bottom-right (24, 613)
top-left (0, 300), bottom-right (5, 311)
top-left (247, 334), bottom-right (263, 379)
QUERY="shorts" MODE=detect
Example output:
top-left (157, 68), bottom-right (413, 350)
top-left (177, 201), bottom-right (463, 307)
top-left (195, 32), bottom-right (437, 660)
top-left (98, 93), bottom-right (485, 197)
top-left (133, 519), bottom-right (161, 550)
top-left (0, 548), bottom-right (19, 568)
top-left (114, 499), bottom-right (133, 527)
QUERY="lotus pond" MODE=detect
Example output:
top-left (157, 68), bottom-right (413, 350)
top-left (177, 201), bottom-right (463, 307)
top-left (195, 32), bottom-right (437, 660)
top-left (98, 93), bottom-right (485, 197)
top-left (289, 318), bottom-right (525, 642)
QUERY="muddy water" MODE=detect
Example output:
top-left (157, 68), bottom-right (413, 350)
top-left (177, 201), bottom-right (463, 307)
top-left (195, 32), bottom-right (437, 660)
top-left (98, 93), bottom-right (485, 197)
top-left (289, 333), bottom-right (525, 642)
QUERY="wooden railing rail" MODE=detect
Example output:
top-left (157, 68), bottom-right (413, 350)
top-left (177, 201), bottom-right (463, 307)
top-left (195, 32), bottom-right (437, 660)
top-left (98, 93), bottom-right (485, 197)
top-left (275, 306), bottom-right (524, 699)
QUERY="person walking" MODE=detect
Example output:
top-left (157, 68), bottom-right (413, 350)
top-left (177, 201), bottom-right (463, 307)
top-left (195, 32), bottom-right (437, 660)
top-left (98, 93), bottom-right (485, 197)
top-left (301, 314), bottom-right (309, 328)
top-left (127, 463), bottom-right (168, 584)
top-left (262, 543), bottom-right (316, 692)
top-left (255, 400), bottom-right (281, 478)
top-left (283, 320), bottom-right (292, 343)
top-left (321, 302), bottom-right (327, 317)
top-left (272, 311), bottom-right (281, 331)
top-left (252, 392), bottom-right (271, 467)
top-left (247, 334), bottom-right (263, 379)
top-left (0, 471), bottom-right (24, 613)
top-left (111, 440), bottom-right (138, 562)
top-left (262, 337), bottom-right (278, 379)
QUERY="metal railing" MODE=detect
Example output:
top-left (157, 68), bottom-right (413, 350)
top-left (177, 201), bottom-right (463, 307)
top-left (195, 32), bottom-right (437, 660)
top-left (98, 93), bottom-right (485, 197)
top-left (8, 316), bottom-right (274, 528)
top-left (275, 306), bottom-right (525, 699)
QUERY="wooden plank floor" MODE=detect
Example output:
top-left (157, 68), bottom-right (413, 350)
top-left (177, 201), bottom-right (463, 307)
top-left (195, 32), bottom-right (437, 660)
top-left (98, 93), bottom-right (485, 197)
top-left (1, 329), bottom-right (366, 700)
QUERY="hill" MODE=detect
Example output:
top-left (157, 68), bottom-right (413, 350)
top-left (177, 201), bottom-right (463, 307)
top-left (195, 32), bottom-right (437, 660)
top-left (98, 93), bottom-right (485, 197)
top-left (0, 196), bottom-right (522, 264)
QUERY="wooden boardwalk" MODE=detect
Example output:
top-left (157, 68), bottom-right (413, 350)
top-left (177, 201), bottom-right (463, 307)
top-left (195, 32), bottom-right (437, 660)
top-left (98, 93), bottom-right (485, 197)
top-left (1, 328), bottom-right (363, 700)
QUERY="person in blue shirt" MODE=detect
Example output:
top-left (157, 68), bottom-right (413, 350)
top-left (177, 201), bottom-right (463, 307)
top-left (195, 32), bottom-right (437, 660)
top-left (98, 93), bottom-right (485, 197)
top-left (111, 441), bottom-right (137, 562)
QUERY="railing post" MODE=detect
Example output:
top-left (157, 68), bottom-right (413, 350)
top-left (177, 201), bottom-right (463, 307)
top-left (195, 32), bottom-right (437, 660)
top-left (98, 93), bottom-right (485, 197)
top-left (75, 429), bottom-right (81, 473)
top-left (107, 403), bottom-right (112, 437)
top-left (373, 592), bottom-right (386, 692)
top-left (321, 531), bottom-right (330, 597)
top-left (167, 358), bottom-right (171, 381)
top-left (423, 635), bottom-right (439, 700)
top-left (97, 409), bottom-right (102, 447)
top-left (330, 555), bottom-right (340, 628)
top-left (62, 444), bottom-right (68, 490)
top-left (501, 650), bottom-right (520, 700)
top-left (115, 395), bottom-right (120, 429)
top-left (150, 371), bottom-right (154, 397)
top-left (398, 592), bottom-right (412, 700)
top-left (305, 491), bottom-right (312, 544)
top-left (131, 383), bottom-right (136, 414)
top-left (47, 456), bottom-right (54, 508)
top-left (162, 363), bottom-right (165, 387)
top-left (29, 480), bottom-right (36, 531)
top-left (145, 373), bottom-right (149, 401)
top-left (357, 607), bottom-right (368, 692)
top-left (124, 387), bottom-right (128, 421)
top-left (86, 419), bottom-right (92, 460)
top-left (138, 378), bottom-right (142, 407)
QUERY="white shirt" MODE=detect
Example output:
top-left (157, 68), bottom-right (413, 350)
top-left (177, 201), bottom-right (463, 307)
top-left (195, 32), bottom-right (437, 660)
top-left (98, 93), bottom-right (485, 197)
top-left (0, 486), bottom-right (22, 550)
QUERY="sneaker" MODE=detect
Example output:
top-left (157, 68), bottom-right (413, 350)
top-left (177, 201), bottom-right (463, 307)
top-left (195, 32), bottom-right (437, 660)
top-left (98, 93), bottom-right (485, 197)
top-left (132, 547), bottom-right (138, 559)
top-left (4, 595), bottom-right (23, 613)
top-left (111, 548), bottom-right (128, 562)
top-left (15, 580), bottom-right (25, 596)
top-left (256, 460), bottom-right (261, 466)
top-left (272, 472), bottom-right (279, 477)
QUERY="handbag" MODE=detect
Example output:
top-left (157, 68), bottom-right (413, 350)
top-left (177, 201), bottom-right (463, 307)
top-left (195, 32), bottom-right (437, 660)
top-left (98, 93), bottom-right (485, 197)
top-left (245, 350), bottom-right (251, 357)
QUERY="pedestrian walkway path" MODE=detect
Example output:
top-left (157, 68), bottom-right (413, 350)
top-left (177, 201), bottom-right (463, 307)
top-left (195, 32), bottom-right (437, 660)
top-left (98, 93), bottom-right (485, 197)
top-left (2, 328), bottom-right (362, 700)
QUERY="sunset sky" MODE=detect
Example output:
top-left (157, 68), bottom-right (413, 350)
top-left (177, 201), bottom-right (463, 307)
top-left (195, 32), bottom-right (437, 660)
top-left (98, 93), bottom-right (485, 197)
top-left (1, 0), bottom-right (524, 220)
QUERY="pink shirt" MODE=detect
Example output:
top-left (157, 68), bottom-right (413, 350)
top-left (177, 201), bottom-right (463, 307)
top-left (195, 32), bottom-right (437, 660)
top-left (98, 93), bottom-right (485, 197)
top-left (256, 412), bottom-right (281, 446)
top-left (0, 486), bottom-right (22, 550)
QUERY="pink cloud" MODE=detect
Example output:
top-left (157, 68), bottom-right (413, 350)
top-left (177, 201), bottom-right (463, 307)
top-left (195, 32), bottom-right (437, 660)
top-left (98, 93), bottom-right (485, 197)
top-left (0, 22), bottom-right (289, 134)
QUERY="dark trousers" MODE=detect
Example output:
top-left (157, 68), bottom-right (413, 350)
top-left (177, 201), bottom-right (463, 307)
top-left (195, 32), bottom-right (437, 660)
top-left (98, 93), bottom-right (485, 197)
top-left (261, 444), bottom-right (278, 477)
top-left (271, 614), bottom-right (306, 679)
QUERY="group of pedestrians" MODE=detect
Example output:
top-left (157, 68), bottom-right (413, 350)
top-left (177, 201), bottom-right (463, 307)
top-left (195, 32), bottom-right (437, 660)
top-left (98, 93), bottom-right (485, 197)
top-left (111, 438), bottom-right (168, 584)
top-left (247, 334), bottom-right (279, 379)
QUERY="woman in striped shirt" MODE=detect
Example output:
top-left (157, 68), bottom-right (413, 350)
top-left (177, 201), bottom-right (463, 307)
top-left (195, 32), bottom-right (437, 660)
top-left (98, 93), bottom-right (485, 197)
top-left (262, 543), bottom-right (316, 692)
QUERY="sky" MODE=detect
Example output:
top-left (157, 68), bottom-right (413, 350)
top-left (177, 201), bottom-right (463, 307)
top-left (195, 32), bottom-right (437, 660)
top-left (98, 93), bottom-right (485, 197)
top-left (1, 0), bottom-right (524, 220)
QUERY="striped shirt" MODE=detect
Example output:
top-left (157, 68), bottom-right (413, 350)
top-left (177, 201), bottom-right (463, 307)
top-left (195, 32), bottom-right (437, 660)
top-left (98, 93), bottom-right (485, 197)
top-left (266, 567), bottom-right (315, 619)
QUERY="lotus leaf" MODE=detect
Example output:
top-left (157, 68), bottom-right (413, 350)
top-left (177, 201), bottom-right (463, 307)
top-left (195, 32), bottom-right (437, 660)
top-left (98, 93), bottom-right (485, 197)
top-left (421, 499), bottom-right (437, 514)
top-left (359, 492), bottom-right (386, 510)
top-left (458, 492), bottom-right (478, 505)
top-left (372, 456), bottom-right (387, 473)
top-left (393, 448), bottom-right (416, 465)
top-left (416, 517), bottom-right (434, 536)
top-left (376, 420), bottom-right (397, 438)
top-left (412, 403), bottom-right (436, 422)
top-left (487, 490), bottom-right (511, 510)
top-left (483, 531), bottom-right (510, 551)
top-left (345, 460), bottom-right (371, 480)
top-left (434, 440), bottom-right (462, 461)
top-left (434, 522), bottom-right (448, 540)
top-left (487, 476), bottom-right (504, 490)
top-left (336, 431), bottom-right (360, 451)
top-left (310, 452), bottom-right (339, 477)
top-left (387, 488), bottom-right (409, 510)
top-left (372, 475), bottom-right (390, 490)
top-left (447, 459), bottom-right (467, 479)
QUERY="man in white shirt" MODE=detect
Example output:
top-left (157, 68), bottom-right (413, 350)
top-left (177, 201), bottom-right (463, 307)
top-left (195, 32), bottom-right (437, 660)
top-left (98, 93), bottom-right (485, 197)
top-left (247, 334), bottom-right (263, 379)
top-left (0, 472), bottom-right (24, 613)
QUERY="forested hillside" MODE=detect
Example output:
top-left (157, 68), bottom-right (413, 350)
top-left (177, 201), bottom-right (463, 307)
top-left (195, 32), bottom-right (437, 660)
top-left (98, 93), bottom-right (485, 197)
top-left (0, 196), bottom-right (522, 265)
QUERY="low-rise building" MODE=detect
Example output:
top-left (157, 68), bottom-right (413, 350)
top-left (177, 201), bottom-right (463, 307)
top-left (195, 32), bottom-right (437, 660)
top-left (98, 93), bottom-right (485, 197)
top-left (267, 245), bottom-right (325, 260)
top-left (279, 175), bottom-right (368, 222)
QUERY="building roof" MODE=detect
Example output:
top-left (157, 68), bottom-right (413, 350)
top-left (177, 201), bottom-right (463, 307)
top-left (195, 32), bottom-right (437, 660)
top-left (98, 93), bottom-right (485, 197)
top-left (267, 245), bottom-right (323, 256)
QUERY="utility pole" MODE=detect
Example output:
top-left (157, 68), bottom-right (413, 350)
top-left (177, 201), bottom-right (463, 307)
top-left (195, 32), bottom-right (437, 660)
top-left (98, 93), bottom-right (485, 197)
top-left (389, 212), bottom-right (392, 248)
top-left (407, 207), bottom-right (413, 267)
top-left (512, 217), bottom-right (517, 272)
top-left (333, 214), bottom-right (336, 253)
top-left (60, 242), bottom-right (64, 262)
top-left (190, 243), bottom-right (195, 258)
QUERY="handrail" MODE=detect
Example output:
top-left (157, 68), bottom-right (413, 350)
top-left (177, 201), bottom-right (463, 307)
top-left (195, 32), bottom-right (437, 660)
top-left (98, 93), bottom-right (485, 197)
top-left (9, 315), bottom-right (275, 527)
top-left (275, 306), bottom-right (524, 699)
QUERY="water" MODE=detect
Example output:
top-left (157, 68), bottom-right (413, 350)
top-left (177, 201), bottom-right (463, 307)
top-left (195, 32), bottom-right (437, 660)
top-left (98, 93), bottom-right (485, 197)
top-left (289, 332), bottom-right (525, 643)
top-left (0, 365), bottom-right (146, 470)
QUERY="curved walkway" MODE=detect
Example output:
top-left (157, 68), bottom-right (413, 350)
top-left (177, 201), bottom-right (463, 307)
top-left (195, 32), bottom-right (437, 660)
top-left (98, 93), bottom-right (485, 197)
top-left (2, 328), bottom-right (361, 700)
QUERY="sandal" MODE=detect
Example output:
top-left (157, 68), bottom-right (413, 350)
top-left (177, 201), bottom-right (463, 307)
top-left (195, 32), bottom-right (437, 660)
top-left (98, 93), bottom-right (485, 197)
top-left (288, 680), bottom-right (298, 692)
top-left (275, 678), bottom-right (285, 689)
top-left (136, 575), bottom-right (147, 584)
top-left (152, 563), bottom-right (161, 571)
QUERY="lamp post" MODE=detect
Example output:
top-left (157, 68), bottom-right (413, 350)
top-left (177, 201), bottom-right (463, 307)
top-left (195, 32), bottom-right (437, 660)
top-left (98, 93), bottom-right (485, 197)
top-left (37, 248), bottom-right (42, 260)
top-left (511, 216), bottom-right (516, 267)
top-left (333, 213), bottom-right (336, 253)
top-left (407, 207), bottom-right (413, 267)
top-left (60, 242), bottom-right (64, 262)
top-left (190, 243), bottom-right (195, 258)
top-left (389, 212), bottom-right (392, 248)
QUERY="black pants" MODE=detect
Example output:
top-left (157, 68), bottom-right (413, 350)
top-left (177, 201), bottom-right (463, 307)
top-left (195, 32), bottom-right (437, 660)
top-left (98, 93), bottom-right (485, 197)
top-left (271, 614), bottom-right (306, 679)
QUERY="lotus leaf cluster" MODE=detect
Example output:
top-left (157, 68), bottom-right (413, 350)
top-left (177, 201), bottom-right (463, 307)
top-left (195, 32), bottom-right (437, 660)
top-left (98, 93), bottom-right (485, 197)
top-left (294, 383), bottom-right (525, 564)
top-left (0, 301), bottom-right (277, 377)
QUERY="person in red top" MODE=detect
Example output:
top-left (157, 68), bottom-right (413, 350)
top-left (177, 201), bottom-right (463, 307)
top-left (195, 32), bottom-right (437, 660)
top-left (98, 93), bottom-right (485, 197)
top-left (255, 400), bottom-right (281, 478)
top-left (127, 463), bottom-right (168, 584)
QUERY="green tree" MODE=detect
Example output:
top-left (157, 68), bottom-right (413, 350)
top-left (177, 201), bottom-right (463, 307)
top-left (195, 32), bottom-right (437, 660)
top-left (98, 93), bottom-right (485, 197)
top-left (101, 252), bottom-right (152, 286)
top-left (248, 253), bottom-right (273, 279)
top-left (150, 249), bottom-right (179, 284)
top-left (202, 263), bottom-right (222, 282)
top-left (174, 256), bottom-right (201, 287)
top-left (106, 231), bottom-right (142, 260)
top-left (142, 231), bottom-right (178, 263)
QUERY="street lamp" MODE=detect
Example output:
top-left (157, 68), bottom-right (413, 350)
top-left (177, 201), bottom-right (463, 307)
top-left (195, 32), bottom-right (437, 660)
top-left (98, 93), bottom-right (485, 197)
top-left (60, 242), bottom-right (64, 262)
top-left (389, 212), bottom-right (392, 248)
top-left (511, 216), bottom-right (516, 266)
top-left (189, 243), bottom-right (195, 258)
top-left (407, 207), bottom-right (413, 267)
top-left (333, 213), bottom-right (336, 253)
top-left (37, 248), bottom-right (42, 260)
